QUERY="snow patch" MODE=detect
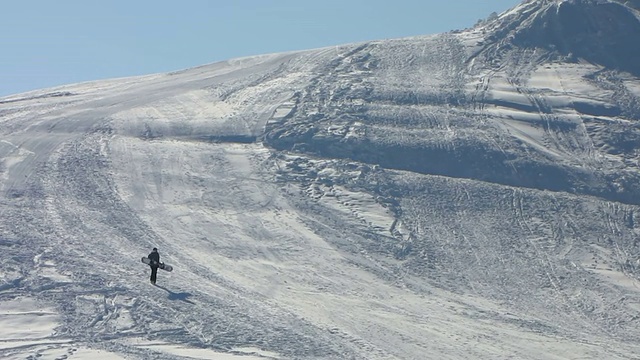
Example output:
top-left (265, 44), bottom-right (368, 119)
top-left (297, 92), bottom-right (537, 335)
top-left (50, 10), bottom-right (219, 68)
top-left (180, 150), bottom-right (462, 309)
top-left (625, 80), bottom-right (640, 98)
top-left (127, 339), bottom-right (275, 360)
top-left (0, 298), bottom-right (59, 342)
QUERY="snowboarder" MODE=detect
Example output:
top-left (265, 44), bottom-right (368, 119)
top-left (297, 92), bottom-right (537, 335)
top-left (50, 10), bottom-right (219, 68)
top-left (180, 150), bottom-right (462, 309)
top-left (148, 247), bottom-right (160, 284)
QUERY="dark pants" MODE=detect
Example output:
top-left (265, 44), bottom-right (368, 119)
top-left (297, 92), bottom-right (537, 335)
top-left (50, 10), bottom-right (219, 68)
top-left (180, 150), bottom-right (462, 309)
top-left (150, 266), bottom-right (158, 283)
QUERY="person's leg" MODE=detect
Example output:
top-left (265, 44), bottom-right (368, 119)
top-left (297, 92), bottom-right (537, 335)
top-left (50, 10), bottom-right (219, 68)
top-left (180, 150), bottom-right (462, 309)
top-left (150, 266), bottom-right (158, 283)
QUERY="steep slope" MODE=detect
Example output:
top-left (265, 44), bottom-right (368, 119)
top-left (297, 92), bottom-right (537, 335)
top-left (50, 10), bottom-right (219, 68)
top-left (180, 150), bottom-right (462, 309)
top-left (1, 1), bottom-right (639, 359)
top-left (483, 0), bottom-right (640, 76)
top-left (265, 0), bottom-right (640, 205)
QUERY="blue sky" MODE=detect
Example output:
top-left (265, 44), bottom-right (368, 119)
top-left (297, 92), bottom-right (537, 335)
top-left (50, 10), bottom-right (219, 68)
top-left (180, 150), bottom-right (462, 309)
top-left (0, 0), bottom-right (521, 97)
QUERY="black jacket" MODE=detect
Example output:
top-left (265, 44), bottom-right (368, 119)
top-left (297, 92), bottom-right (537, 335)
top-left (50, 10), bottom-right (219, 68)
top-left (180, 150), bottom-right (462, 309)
top-left (148, 250), bottom-right (160, 265)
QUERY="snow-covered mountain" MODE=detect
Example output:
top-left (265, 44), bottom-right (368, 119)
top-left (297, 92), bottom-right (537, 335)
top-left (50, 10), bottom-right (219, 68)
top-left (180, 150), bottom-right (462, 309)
top-left (1, 0), bottom-right (639, 359)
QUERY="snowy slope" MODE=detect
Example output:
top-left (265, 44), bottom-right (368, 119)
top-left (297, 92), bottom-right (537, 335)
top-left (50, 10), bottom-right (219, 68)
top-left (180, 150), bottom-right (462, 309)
top-left (1, 0), bottom-right (640, 359)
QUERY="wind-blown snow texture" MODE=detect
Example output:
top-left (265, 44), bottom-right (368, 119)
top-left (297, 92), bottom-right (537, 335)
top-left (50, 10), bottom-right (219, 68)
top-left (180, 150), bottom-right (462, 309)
top-left (1, 1), bottom-right (639, 359)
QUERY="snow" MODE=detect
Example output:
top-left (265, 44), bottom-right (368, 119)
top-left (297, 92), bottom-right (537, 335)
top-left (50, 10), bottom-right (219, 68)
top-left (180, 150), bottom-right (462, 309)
top-left (0, 298), bottom-right (127, 360)
top-left (125, 339), bottom-right (269, 360)
top-left (0, 298), bottom-right (59, 341)
top-left (626, 79), bottom-right (640, 98)
top-left (1, 2), bottom-right (640, 359)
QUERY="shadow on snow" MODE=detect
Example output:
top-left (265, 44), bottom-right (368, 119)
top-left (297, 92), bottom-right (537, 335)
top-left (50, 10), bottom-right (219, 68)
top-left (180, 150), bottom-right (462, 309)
top-left (154, 284), bottom-right (195, 304)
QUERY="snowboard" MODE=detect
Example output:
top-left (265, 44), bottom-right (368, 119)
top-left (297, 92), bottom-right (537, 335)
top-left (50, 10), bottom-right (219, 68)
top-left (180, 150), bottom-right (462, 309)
top-left (141, 257), bottom-right (173, 272)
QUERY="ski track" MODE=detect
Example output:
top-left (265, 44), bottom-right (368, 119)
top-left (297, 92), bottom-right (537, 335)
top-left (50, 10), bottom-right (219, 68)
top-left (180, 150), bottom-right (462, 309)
top-left (1, 10), bottom-right (640, 359)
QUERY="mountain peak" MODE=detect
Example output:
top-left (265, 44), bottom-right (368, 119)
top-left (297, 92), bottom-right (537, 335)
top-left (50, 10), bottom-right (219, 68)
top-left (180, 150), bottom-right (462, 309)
top-left (482, 0), bottom-right (640, 75)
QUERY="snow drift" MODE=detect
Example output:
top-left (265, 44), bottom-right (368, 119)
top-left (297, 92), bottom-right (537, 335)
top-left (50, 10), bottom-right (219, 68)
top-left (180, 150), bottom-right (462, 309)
top-left (1, 0), bottom-right (639, 359)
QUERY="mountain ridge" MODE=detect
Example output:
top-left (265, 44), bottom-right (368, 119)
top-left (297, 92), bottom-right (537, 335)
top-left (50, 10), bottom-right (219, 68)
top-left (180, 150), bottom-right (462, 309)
top-left (1, 1), bottom-right (639, 358)
top-left (260, 1), bottom-right (640, 205)
top-left (478, 0), bottom-right (640, 76)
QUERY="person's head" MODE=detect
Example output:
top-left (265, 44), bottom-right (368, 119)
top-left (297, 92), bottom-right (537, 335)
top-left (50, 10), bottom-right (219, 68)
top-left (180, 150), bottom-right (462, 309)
top-left (152, 248), bottom-right (158, 252)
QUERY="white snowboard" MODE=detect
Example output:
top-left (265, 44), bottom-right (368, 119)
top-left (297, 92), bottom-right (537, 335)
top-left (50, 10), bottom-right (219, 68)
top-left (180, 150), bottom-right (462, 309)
top-left (141, 257), bottom-right (173, 272)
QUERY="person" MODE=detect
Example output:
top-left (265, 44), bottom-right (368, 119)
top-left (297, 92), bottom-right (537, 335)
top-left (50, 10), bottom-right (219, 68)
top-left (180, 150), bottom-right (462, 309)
top-left (148, 247), bottom-right (160, 284)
